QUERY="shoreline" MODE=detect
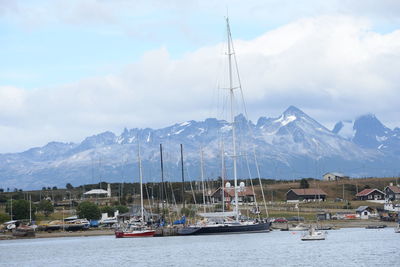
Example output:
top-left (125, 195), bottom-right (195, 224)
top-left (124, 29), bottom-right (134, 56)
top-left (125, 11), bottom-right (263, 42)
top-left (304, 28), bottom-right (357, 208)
top-left (0, 229), bottom-right (115, 241)
top-left (1, 220), bottom-right (398, 241)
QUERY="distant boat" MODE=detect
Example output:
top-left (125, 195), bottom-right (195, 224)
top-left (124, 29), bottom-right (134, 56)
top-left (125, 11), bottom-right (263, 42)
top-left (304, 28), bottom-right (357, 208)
top-left (301, 226), bottom-right (326, 241)
top-left (288, 223), bottom-right (309, 231)
top-left (177, 17), bottom-right (270, 236)
top-left (12, 226), bottom-right (35, 238)
top-left (315, 225), bottom-right (333, 231)
top-left (63, 219), bottom-right (90, 231)
top-left (365, 225), bottom-right (387, 229)
top-left (115, 141), bottom-right (155, 238)
top-left (115, 225), bottom-right (155, 238)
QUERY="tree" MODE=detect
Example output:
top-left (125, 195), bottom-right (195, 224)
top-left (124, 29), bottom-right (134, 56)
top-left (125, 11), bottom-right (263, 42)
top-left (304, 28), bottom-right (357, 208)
top-left (0, 194), bottom-right (7, 203)
top-left (0, 188), bottom-right (4, 192)
top-left (52, 186), bottom-right (58, 190)
top-left (38, 200), bottom-right (54, 217)
top-left (77, 201), bottom-right (101, 220)
top-left (6, 199), bottom-right (35, 220)
top-left (66, 183), bottom-right (74, 190)
top-left (300, 178), bottom-right (310, 189)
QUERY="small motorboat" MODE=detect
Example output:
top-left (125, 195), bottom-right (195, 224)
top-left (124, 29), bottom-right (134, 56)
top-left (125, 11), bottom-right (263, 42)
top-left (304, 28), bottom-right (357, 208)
top-left (395, 224), bottom-right (400, 233)
top-left (301, 226), bottom-right (326, 241)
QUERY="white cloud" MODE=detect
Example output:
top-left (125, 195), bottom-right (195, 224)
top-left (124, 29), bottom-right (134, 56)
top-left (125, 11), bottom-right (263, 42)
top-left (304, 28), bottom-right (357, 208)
top-left (1, 15), bottom-right (400, 152)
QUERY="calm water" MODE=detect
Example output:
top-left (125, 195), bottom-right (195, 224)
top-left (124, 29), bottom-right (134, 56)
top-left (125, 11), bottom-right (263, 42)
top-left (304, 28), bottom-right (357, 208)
top-left (0, 228), bottom-right (399, 266)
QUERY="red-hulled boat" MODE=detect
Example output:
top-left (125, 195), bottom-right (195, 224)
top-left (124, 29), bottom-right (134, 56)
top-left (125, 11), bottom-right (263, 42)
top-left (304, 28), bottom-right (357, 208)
top-left (115, 140), bottom-right (156, 238)
top-left (115, 228), bottom-right (156, 238)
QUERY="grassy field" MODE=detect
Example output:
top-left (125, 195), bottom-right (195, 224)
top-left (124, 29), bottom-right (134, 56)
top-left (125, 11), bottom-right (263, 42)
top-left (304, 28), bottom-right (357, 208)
top-left (254, 177), bottom-right (399, 202)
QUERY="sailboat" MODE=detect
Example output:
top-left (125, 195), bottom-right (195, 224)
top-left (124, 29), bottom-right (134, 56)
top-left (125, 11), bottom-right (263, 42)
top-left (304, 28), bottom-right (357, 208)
top-left (178, 17), bottom-right (270, 236)
top-left (115, 142), bottom-right (156, 238)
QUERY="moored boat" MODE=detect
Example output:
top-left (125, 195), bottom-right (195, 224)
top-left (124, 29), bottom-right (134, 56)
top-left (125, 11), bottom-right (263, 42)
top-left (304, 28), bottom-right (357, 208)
top-left (115, 140), bottom-right (156, 238)
top-left (178, 220), bottom-right (270, 236)
top-left (177, 17), bottom-right (271, 236)
top-left (366, 225), bottom-right (387, 229)
top-left (288, 223), bottom-right (309, 231)
top-left (301, 226), bottom-right (326, 241)
top-left (115, 225), bottom-right (155, 238)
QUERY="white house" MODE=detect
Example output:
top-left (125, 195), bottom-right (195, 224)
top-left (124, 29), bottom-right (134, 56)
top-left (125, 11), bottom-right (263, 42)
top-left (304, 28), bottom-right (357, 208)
top-left (356, 206), bottom-right (376, 219)
top-left (322, 172), bottom-right (349, 181)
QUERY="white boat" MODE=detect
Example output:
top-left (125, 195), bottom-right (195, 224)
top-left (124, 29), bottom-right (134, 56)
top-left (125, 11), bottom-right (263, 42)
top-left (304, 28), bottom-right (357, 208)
top-left (301, 226), bottom-right (326, 241)
top-left (288, 223), bottom-right (309, 231)
top-left (395, 224), bottom-right (400, 233)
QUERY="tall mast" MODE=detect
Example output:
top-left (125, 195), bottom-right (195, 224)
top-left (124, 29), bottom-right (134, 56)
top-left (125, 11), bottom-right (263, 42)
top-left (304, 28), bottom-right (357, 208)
top-left (180, 144), bottom-right (185, 210)
top-left (200, 147), bottom-right (206, 213)
top-left (138, 140), bottom-right (144, 224)
top-left (160, 144), bottom-right (165, 219)
top-left (221, 140), bottom-right (225, 213)
top-left (226, 17), bottom-right (239, 222)
top-left (29, 194), bottom-right (32, 223)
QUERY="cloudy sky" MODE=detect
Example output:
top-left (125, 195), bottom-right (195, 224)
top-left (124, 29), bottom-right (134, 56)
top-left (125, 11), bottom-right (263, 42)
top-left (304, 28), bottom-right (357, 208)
top-left (1, 0), bottom-right (400, 153)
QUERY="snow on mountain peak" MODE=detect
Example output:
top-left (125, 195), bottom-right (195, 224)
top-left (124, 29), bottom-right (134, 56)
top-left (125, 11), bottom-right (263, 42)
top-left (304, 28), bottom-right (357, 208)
top-left (179, 121), bottom-right (191, 127)
top-left (275, 114), bottom-right (297, 126)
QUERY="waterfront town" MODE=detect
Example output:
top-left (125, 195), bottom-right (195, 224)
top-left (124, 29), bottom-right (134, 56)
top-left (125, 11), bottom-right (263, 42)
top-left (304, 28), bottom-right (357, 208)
top-left (1, 174), bottom-right (399, 239)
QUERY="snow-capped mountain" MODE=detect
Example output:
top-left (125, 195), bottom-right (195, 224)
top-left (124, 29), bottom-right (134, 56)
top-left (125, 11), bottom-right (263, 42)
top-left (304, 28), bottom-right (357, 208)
top-left (1, 106), bottom-right (399, 190)
top-left (333, 114), bottom-right (400, 155)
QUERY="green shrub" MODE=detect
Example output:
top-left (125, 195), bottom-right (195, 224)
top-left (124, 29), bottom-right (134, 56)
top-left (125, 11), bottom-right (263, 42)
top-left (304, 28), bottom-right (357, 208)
top-left (77, 201), bottom-right (101, 220)
top-left (0, 213), bottom-right (10, 223)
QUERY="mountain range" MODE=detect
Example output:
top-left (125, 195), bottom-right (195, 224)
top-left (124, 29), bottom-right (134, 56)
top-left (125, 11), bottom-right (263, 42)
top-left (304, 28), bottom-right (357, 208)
top-left (1, 106), bottom-right (399, 190)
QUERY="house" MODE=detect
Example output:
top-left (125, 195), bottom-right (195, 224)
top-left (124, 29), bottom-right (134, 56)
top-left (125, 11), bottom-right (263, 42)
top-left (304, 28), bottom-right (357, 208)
top-left (82, 184), bottom-right (114, 205)
top-left (286, 188), bottom-right (327, 202)
top-left (384, 184), bottom-right (400, 211)
top-left (356, 206), bottom-right (376, 219)
top-left (355, 188), bottom-right (385, 202)
top-left (209, 186), bottom-right (255, 205)
top-left (384, 184), bottom-right (400, 201)
top-left (322, 172), bottom-right (349, 181)
top-left (83, 189), bottom-right (109, 198)
top-left (83, 184), bottom-right (112, 198)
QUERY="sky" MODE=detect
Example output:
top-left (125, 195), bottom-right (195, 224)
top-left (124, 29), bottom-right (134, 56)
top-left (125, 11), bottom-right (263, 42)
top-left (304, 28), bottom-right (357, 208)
top-left (1, 0), bottom-right (400, 153)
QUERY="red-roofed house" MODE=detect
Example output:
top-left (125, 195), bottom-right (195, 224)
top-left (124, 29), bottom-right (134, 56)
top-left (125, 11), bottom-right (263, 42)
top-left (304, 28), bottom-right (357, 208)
top-left (355, 188), bottom-right (385, 201)
top-left (286, 188), bottom-right (327, 202)
top-left (209, 187), bottom-right (255, 204)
